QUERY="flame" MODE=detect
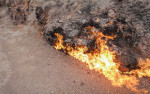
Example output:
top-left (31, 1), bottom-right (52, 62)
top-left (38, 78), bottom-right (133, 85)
top-left (54, 33), bottom-right (64, 49)
top-left (53, 26), bottom-right (150, 94)
top-left (130, 59), bottom-right (150, 78)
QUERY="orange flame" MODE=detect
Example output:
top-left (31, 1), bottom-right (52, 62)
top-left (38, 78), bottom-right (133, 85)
top-left (54, 33), bottom-right (64, 49)
top-left (53, 26), bottom-right (150, 94)
top-left (130, 59), bottom-right (150, 78)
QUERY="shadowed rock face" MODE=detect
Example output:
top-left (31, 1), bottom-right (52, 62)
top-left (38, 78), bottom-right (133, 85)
top-left (7, 0), bottom-right (150, 71)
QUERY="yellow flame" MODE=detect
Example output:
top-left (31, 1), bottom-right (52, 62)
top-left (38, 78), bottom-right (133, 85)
top-left (54, 33), bottom-right (64, 50)
top-left (53, 26), bottom-right (150, 94)
top-left (130, 59), bottom-right (150, 78)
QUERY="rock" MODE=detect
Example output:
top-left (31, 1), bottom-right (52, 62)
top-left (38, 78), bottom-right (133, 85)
top-left (68, 30), bottom-right (80, 37)
top-left (138, 38), bottom-right (150, 58)
top-left (76, 38), bottom-right (88, 45)
top-left (64, 39), bottom-right (72, 43)
top-left (119, 51), bottom-right (138, 70)
top-left (62, 22), bottom-right (72, 30)
top-left (80, 82), bottom-right (85, 86)
top-left (108, 9), bottom-right (116, 18)
top-left (77, 10), bottom-right (82, 14)
top-left (58, 20), bottom-right (63, 23)
top-left (81, 19), bottom-right (88, 24)
top-left (36, 6), bottom-right (44, 24)
top-left (99, 18), bottom-right (109, 26)
top-left (75, 38), bottom-right (96, 52)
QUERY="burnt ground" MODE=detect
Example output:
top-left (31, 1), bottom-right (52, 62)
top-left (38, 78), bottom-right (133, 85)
top-left (0, 0), bottom-right (150, 94)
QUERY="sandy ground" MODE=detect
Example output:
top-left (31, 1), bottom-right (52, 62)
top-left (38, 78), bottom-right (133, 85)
top-left (0, 7), bottom-right (149, 94)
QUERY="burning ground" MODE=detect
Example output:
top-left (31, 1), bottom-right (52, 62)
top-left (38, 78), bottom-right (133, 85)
top-left (36, 0), bottom-right (150, 93)
top-left (43, 18), bottom-right (150, 93)
top-left (0, 0), bottom-right (150, 94)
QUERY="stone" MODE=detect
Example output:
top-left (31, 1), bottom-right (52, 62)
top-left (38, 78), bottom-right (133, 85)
top-left (119, 51), bottom-right (138, 69)
top-left (108, 9), bottom-right (116, 18)
top-left (80, 82), bottom-right (85, 86)
top-left (68, 30), bottom-right (80, 37)
top-left (76, 38), bottom-right (88, 45)
top-left (138, 40), bottom-right (150, 58)
top-left (99, 18), bottom-right (109, 26)
top-left (77, 10), bottom-right (82, 14)
top-left (64, 39), bottom-right (72, 43)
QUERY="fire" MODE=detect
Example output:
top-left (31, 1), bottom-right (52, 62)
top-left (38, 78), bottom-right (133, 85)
top-left (54, 33), bottom-right (64, 50)
top-left (53, 26), bottom-right (150, 94)
top-left (130, 59), bottom-right (150, 78)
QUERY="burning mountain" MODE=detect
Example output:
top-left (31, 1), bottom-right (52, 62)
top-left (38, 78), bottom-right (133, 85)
top-left (43, 18), bottom-right (150, 93)
top-left (6, 0), bottom-right (150, 93)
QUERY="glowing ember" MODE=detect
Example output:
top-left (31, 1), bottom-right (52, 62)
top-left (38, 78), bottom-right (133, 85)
top-left (53, 26), bottom-right (150, 94)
